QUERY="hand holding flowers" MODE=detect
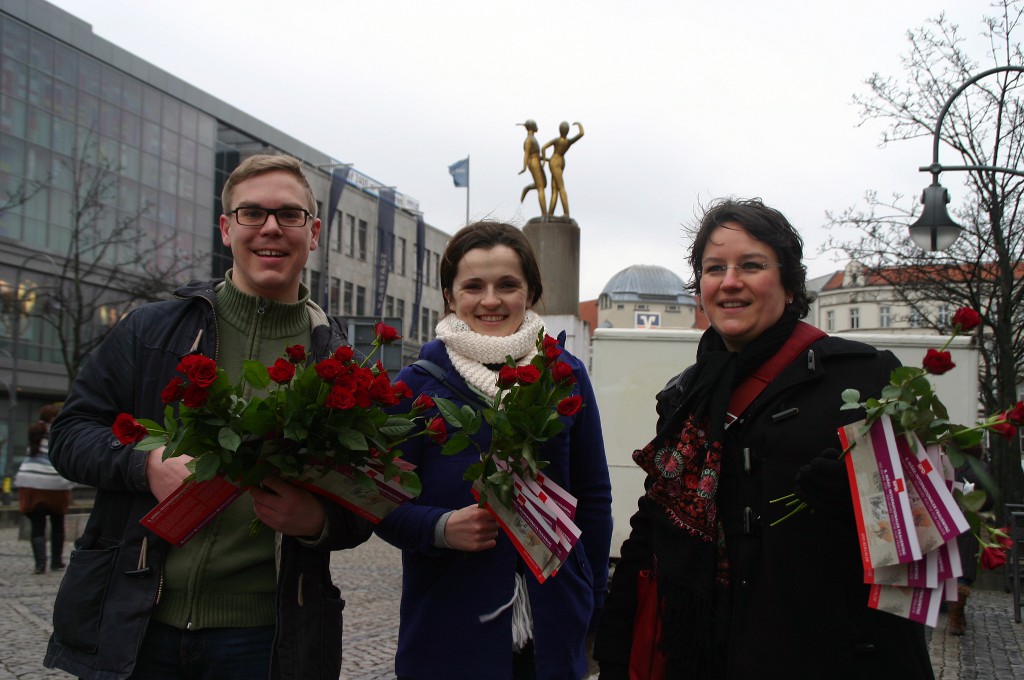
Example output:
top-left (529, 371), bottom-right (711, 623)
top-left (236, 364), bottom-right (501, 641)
top-left (113, 324), bottom-right (436, 536)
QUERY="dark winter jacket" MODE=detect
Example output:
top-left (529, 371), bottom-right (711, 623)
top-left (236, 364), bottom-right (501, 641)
top-left (44, 279), bottom-right (374, 680)
top-left (596, 335), bottom-right (935, 680)
top-left (374, 339), bottom-right (613, 680)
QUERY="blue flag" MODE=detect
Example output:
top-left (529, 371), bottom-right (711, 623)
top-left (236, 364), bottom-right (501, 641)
top-left (448, 157), bottom-right (469, 188)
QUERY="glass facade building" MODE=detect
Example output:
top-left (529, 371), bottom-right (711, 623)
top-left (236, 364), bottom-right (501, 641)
top-left (0, 0), bottom-right (450, 474)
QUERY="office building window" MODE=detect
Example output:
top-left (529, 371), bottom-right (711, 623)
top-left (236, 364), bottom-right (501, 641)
top-left (938, 305), bottom-right (950, 327)
top-left (357, 219), bottom-right (367, 261)
top-left (343, 281), bottom-right (353, 316)
top-left (396, 298), bottom-right (405, 333)
top-left (433, 252), bottom-right (441, 287)
top-left (879, 306), bottom-right (892, 328)
top-left (385, 295), bottom-right (394, 317)
top-left (423, 249), bottom-right (431, 288)
top-left (849, 307), bottom-right (860, 330)
top-left (347, 214), bottom-right (355, 257)
top-left (421, 307), bottom-right (431, 341)
top-left (910, 310), bottom-right (923, 327)
top-left (330, 277), bottom-right (341, 316)
top-left (309, 270), bottom-right (321, 307)
top-left (332, 211), bottom-right (342, 251)
top-left (397, 237), bottom-right (406, 276)
top-left (356, 285), bottom-right (366, 316)
top-left (826, 310), bottom-right (835, 332)
top-left (431, 310), bottom-right (439, 339)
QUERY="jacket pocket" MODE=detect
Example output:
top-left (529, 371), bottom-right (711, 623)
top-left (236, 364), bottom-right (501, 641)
top-left (319, 583), bottom-right (344, 678)
top-left (51, 545), bottom-right (120, 652)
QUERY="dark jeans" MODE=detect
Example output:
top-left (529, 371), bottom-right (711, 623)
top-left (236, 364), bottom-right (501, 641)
top-left (128, 620), bottom-right (274, 680)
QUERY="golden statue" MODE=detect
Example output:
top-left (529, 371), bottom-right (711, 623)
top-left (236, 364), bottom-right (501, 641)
top-left (542, 121), bottom-right (584, 217)
top-left (518, 119), bottom-right (548, 218)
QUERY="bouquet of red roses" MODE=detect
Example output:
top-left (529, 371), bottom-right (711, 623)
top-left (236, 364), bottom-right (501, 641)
top-left (432, 330), bottom-right (585, 582)
top-left (113, 323), bottom-right (441, 542)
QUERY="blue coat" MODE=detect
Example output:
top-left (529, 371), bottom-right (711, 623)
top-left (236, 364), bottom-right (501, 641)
top-left (375, 339), bottom-right (613, 680)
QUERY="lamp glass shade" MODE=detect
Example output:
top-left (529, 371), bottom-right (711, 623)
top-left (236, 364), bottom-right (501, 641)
top-left (908, 183), bottom-right (963, 251)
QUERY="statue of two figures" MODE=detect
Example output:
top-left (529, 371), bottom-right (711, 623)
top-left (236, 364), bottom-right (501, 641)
top-left (518, 119), bottom-right (584, 220)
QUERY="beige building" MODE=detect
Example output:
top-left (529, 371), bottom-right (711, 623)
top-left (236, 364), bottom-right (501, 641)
top-left (596, 264), bottom-right (698, 330)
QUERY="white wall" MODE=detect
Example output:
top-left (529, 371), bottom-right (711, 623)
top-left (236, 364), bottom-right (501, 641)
top-left (590, 328), bottom-right (979, 558)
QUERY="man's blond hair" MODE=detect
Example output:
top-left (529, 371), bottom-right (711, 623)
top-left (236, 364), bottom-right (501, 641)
top-left (221, 154), bottom-right (317, 217)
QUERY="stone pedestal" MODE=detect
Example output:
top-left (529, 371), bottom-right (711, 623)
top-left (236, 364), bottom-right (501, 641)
top-left (523, 216), bottom-right (579, 317)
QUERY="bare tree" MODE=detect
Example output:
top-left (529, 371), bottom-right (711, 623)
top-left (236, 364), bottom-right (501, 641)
top-left (825, 1), bottom-right (1024, 511)
top-left (25, 132), bottom-right (196, 383)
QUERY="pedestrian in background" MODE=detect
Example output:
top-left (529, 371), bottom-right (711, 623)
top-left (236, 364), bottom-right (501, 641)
top-left (14, 403), bottom-right (72, 574)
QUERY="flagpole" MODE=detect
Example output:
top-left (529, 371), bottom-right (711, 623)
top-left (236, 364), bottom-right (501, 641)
top-left (465, 155), bottom-right (470, 225)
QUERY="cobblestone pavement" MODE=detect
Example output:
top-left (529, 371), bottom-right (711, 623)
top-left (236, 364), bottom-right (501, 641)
top-left (1, 524), bottom-right (1022, 679)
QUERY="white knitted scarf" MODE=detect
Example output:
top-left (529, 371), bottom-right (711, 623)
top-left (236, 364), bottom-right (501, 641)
top-left (435, 310), bottom-right (545, 398)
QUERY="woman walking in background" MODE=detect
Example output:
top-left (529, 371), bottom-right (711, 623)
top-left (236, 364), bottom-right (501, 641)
top-left (14, 404), bottom-right (73, 574)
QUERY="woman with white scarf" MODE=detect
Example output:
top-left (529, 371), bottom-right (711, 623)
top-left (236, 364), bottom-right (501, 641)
top-left (15, 404), bottom-right (74, 574)
top-left (376, 221), bottom-right (612, 680)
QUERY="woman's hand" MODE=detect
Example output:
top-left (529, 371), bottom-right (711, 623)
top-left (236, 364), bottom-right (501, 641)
top-left (444, 504), bottom-right (500, 552)
top-left (250, 476), bottom-right (327, 539)
top-left (145, 446), bottom-right (192, 502)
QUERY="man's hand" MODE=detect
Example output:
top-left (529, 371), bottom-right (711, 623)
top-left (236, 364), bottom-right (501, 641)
top-left (145, 447), bottom-right (192, 502)
top-left (249, 476), bottom-right (326, 538)
top-left (444, 504), bottom-right (500, 552)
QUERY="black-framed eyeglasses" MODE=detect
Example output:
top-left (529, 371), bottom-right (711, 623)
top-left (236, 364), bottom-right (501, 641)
top-left (229, 207), bottom-right (312, 228)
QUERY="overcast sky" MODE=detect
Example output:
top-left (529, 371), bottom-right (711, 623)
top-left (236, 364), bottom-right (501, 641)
top-left (46, 0), bottom-right (990, 299)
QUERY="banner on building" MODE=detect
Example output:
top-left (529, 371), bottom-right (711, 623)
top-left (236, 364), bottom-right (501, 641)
top-left (411, 214), bottom-right (426, 337)
top-left (373, 188), bottom-right (397, 317)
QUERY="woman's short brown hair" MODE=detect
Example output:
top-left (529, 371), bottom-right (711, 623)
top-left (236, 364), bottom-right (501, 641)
top-left (439, 221), bottom-right (543, 309)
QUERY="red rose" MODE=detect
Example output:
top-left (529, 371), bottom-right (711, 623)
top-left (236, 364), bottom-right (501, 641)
top-left (160, 376), bottom-right (185, 405)
top-left (268, 358), bottom-right (296, 384)
top-left (981, 544), bottom-right (1009, 570)
top-left (516, 365), bottom-right (541, 385)
top-left (550, 361), bottom-right (575, 385)
top-left (392, 380), bottom-right (413, 400)
top-left (426, 417), bottom-right (447, 444)
top-left (1005, 401), bottom-right (1024, 426)
top-left (542, 334), bottom-right (559, 351)
top-left (182, 355), bottom-right (218, 388)
top-left (557, 395), bottom-right (583, 416)
top-left (370, 374), bottom-right (399, 406)
top-left (112, 413), bottom-right (148, 445)
top-left (176, 354), bottom-right (203, 374)
top-left (412, 394), bottom-right (435, 412)
top-left (991, 421), bottom-right (1018, 441)
top-left (315, 358), bottom-right (343, 383)
top-left (325, 384), bottom-right (357, 410)
top-left (285, 344), bottom-right (307, 364)
top-left (333, 346), bottom-right (355, 363)
top-left (922, 348), bottom-right (955, 375)
top-left (496, 366), bottom-right (518, 389)
top-left (952, 307), bottom-right (981, 332)
top-left (375, 322), bottom-right (402, 344)
top-left (354, 387), bottom-right (372, 408)
top-left (182, 384), bottom-right (209, 408)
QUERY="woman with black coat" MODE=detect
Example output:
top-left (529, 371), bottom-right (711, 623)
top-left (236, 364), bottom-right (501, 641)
top-left (594, 199), bottom-right (934, 680)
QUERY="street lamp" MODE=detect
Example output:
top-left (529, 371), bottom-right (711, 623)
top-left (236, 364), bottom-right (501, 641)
top-left (911, 65), bottom-right (1024, 251)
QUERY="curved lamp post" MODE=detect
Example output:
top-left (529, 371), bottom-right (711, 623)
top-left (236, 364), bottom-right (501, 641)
top-left (911, 64), bottom-right (1024, 251)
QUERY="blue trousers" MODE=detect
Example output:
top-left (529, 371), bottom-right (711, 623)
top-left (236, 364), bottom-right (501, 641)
top-left (128, 620), bottom-right (274, 680)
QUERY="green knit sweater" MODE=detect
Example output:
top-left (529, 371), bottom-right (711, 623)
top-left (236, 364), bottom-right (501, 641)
top-left (153, 272), bottom-right (313, 630)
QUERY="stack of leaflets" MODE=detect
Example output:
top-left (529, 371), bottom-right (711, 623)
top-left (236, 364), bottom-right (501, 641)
top-left (472, 458), bottom-right (581, 583)
top-left (839, 414), bottom-right (970, 627)
top-left (141, 460), bottom-right (419, 546)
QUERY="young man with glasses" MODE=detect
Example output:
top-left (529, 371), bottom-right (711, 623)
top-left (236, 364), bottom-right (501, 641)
top-left (45, 154), bottom-right (373, 680)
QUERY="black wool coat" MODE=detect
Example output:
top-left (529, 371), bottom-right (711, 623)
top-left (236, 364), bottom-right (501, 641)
top-left (596, 335), bottom-right (935, 680)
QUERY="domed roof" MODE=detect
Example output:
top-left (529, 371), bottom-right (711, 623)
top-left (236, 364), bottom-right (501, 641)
top-left (600, 264), bottom-right (692, 304)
